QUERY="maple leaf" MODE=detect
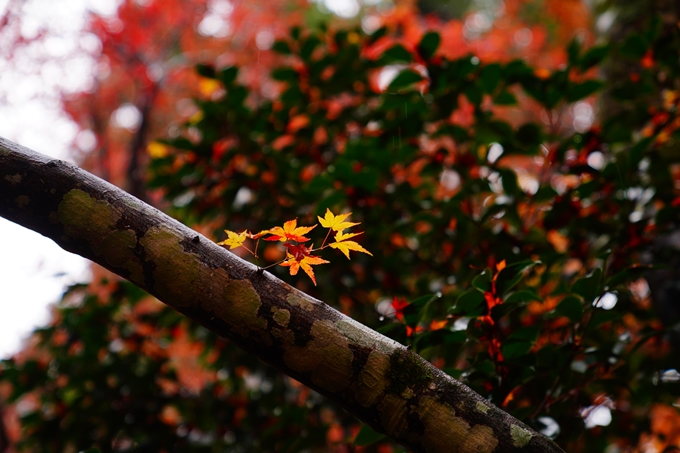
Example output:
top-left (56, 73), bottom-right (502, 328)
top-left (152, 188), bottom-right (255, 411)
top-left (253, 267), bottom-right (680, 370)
top-left (391, 296), bottom-right (409, 322)
top-left (317, 208), bottom-right (359, 232)
top-left (284, 243), bottom-right (311, 260)
top-left (265, 219), bottom-right (316, 243)
top-left (247, 229), bottom-right (271, 240)
top-left (280, 253), bottom-right (329, 285)
top-left (330, 231), bottom-right (373, 259)
top-left (406, 325), bottom-right (424, 337)
top-left (217, 230), bottom-right (247, 249)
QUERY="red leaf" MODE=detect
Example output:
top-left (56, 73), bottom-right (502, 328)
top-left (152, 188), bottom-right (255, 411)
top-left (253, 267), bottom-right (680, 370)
top-left (391, 296), bottom-right (409, 322)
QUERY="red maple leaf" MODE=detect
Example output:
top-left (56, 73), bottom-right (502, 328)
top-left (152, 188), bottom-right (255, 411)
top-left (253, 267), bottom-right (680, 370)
top-left (391, 296), bottom-right (409, 322)
top-left (284, 243), bottom-right (311, 261)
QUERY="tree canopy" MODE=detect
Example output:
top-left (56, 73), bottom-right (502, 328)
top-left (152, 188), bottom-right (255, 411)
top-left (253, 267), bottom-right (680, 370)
top-left (1, 1), bottom-right (680, 452)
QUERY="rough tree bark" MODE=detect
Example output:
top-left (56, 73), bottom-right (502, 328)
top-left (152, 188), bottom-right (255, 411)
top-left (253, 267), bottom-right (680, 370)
top-left (0, 137), bottom-right (565, 453)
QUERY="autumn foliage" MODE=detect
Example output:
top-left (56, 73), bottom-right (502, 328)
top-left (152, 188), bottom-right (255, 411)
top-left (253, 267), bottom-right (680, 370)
top-left (2, 0), bottom-right (680, 452)
top-left (218, 209), bottom-right (371, 285)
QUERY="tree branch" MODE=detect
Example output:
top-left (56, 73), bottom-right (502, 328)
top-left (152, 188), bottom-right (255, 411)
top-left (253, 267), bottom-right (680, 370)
top-left (0, 137), bottom-right (564, 453)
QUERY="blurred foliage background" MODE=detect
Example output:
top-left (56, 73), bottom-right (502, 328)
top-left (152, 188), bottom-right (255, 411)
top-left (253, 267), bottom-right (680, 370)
top-left (1, 0), bottom-right (680, 452)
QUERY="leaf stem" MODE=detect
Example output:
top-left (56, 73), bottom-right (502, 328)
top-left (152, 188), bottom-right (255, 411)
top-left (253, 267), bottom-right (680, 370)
top-left (320, 227), bottom-right (332, 249)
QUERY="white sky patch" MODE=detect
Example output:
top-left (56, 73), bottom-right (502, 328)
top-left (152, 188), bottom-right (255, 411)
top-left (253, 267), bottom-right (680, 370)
top-left (318, 0), bottom-right (360, 18)
top-left (361, 15), bottom-right (381, 34)
top-left (536, 416), bottom-right (560, 438)
top-left (0, 0), bottom-right (110, 358)
top-left (255, 30), bottom-right (274, 50)
top-left (487, 143), bottom-right (503, 163)
top-left (198, 0), bottom-right (233, 38)
top-left (0, 218), bottom-right (91, 359)
top-left (582, 405), bottom-right (612, 428)
top-left (112, 102), bottom-right (142, 130)
top-left (594, 292), bottom-right (618, 310)
top-left (573, 101), bottom-right (594, 133)
top-left (440, 169), bottom-right (461, 191)
top-left (587, 151), bottom-right (605, 170)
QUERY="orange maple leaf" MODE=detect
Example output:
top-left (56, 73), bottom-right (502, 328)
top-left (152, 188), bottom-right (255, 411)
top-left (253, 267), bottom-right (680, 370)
top-left (280, 253), bottom-right (329, 285)
top-left (265, 219), bottom-right (317, 243)
top-left (247, 229), bottom-right (271, 240)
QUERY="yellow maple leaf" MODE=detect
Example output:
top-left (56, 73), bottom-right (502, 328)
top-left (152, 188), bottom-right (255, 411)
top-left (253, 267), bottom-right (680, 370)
top-left (317, 208), bottom-right (359, 232)
top-left (330, 231), bottom-right (373, 259)
top-left (217, 230), bottom-right (248, 249)
top-left (266, 219), bottom-right (317, 243)
top-left (280, 253), bottom-right (329, 285)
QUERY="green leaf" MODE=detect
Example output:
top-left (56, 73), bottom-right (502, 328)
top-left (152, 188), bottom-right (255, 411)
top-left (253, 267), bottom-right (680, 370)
top-left (504, 289), bottom-right (540, 305)
top-left (493, 90), bottom-right (518, 105)
top-left (603, 117), bottom-right (632, 143)
top-left (496, 260), bottom-right (538, 296)
top-left (480, 63), bottom-right (502, 93)
top-left (629, 137), bottom-right (653, 167)
top-left (196, 64), bottom-right (216, 78)
top-left (376, 323), bottom-right (406, 343)
top-left (300, 35), bottom-right (321, 60)
top-left (536, 345), bottom-right (556, 369)
top-left (418, 31), bottom-right (441, 59)
top-left (272, 40), bottom-right (292, 55)
top-left (475, 359), bottom-right (496, 376)
top-left (503, 59), bottom-right (534, 81)
top-left (403, 294), bottom-right (440, 326)
top-left (566, 80), bottom-right (603, 102)
top-left (368, 26), bottom-right (388, 44)
top-left (533, 185), bottom-right (558, 202)
top-left (502, 341), bottom-right (533, 360)
top-left (491, 300), bottom-right (524, 320)
top-left (580, 45), bottom-right (609, 70)
top-left (387, 69), bottom-right (424, 91)
top-left (590, 310), bottom-right (622, 329)
top-left (620, 34), bottom-right (649, 58)
top-left (291, 26), bottom-right (301, 40)
top-left (354, 424), bottom-right (386, 446)
top-left (219, 66), bottom-right (239, 86)
top-left (555, 295), bottom-right (583, 322)
top-left (451, 290), bottom-right (486, 316)
top-left (472, 269), bottom-right (492, 293)
top-left (572, 268), bottom-right (602, 303)
top-left (516, 123), bottom-right (542, 146)
top-left (567, 38), bottom-right (582, 66)
top-left (414, 330), bottom-right (466, 352)
top-left (498, 168), bottom-right (519, 195)
top-left (381, 44), bottom-right (413, 63)
top-left (508, 326), bottom-right (540, 343)
top-left (463, 83), bottom-right (483, 105)
top-left (519, 75), bottom-right (545, 104)
top-left (606, 265), bottom-right (653, 288)
top-left (502, 326), bottom-right (539, 360)
top-left (443, 367), bottom-right (463, 379)
top-left (271, 67), bottom-right (298, 82)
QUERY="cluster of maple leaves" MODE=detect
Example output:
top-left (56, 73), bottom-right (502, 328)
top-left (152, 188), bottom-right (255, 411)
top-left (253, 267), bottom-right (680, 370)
top-left (218, 209), bottom-right (372, 285)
